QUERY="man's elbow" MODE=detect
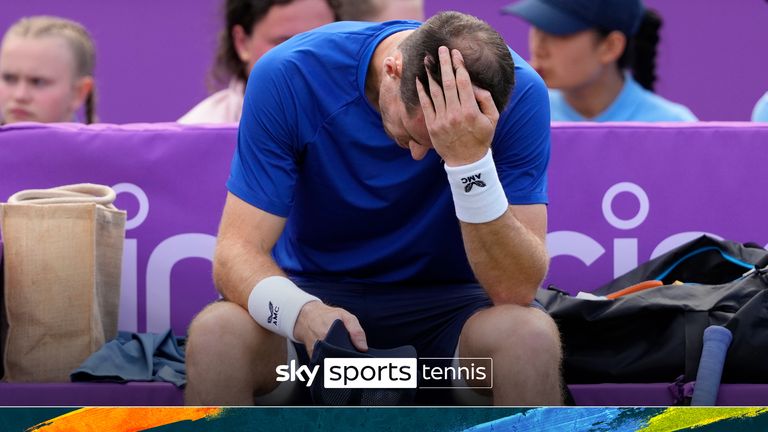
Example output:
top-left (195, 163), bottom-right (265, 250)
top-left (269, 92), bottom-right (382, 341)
top-left (487, 267), bottom-right (546, 306)
top-left (211, 241), bottom-right (231, 296)
top-left (489, 285), bottom-right (538, 306)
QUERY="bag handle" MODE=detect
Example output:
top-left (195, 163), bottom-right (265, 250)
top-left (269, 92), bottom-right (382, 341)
top-left (7, 183), bottom-right (117, 209)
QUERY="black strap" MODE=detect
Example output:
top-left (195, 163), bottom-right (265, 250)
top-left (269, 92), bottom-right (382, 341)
top-left (756, 255), bottom-right (768, 272)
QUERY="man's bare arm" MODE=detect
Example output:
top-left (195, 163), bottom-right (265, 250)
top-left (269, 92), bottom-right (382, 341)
top-left (460, 204), bottom-right (548, 305)
top-left (416, 46), bottom-right (548, 305)
top-left (213, 192), bottom-right (287, 307)
top-left (213, 192), bottom-right (367, 353)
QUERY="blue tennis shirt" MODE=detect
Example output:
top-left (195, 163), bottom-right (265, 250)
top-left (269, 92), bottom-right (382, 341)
top-left (228, 20), bottom-right (550, 284)
top-left (549, 74), bottom-right (698, 122)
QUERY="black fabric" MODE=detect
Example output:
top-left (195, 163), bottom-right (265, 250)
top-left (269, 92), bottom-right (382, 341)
top-left (593, 235), bottom-right (766, 292)
top-left (538, 235), bottom-right (768, 385)
top-left (308, 320), bottom-right (417, 406)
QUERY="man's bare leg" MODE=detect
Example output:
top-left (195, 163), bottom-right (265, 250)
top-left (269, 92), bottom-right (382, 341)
top-left (185, 301), bottom-right (286, 405)
top-left (459, 304), bottom-right (562, 405)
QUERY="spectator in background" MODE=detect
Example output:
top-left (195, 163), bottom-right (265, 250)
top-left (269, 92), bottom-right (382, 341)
top-left (178, 0), bottom-right (336, 124)
top-left (752, 92), bottom-right (768, 122)
top-left (0, 16), bottom-right (96, 125)
top-left (503, 0), bottom-right (697, 122)
top-left (332, 0), bottom-right (424, 22)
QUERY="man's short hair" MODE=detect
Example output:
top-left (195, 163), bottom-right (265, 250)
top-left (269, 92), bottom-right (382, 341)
top-left (399, 11), bottom-right (515, 114)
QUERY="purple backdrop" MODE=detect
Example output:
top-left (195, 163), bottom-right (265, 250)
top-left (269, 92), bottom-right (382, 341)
top-left (2, 122), bottom-right (767, 336)
top-left (1, 1), bottom-right (767, 122)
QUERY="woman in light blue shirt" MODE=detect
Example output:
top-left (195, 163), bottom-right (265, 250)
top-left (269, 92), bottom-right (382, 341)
top-left (503, 0), bottom-right (697, 122)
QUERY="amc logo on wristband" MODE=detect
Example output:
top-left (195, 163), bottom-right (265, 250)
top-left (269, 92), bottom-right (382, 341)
top-left (267, 301), bottom-right (279, 326)
top-left (460, 173), bottom-right (486, 193)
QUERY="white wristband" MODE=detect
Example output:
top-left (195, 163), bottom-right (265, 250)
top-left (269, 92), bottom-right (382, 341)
top-left (247, 276), bottom-right (320, 342)
top-left (444, 149), bottom-right (508, 224)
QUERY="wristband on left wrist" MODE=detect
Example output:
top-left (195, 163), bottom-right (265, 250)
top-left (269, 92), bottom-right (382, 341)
top-left (444, 149), bottom-right (508, 224)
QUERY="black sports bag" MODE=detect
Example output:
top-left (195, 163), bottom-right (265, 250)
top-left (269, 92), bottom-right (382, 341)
top-left (537, 236), bottom-right (768, 384)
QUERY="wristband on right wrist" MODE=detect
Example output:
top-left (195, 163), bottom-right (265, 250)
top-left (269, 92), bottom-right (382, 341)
top-left (247, 276), bottom-right (320, 342)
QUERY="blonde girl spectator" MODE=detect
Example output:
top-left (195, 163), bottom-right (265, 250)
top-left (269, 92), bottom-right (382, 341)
top-left (0, 16), bottom-right (96, 125)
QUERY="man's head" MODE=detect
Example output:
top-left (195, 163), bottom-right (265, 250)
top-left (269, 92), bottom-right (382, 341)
top-left (399, 12), bottom-right (515, 115)
top-left (376, 12), bottom-right (515, 160)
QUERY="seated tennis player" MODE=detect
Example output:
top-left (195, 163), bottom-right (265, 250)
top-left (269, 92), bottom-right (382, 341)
top-left (185, 11), bottom-right (562, 405)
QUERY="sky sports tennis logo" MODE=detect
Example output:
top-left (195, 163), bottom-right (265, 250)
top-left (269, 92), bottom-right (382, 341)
top-left (275, 358), bottom-right (492, 389)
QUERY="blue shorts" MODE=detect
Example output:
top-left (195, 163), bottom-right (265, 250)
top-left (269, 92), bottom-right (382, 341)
top-left (286, 279), bottom-right (545, 404)
top-left (294, 279), bottom-right (494, 360)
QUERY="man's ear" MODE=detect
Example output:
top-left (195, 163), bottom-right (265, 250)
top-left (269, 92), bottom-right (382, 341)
top-left (598, 30), bottom-right (627, 64)
top-left (232, 24), bottom-right (251, 63)
top-left (384, 50), bottom-right (403, 79)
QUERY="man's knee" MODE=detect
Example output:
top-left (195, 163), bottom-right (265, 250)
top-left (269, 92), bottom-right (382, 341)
top-left (186, 301), bottom-right (288, 404)
top-left (186, 301), bottom-right (287, 386)
top-left (189, 301), bottom-right (249, 345)
top-left (462, 304), bottom-right (561, 358)
top-left (509, 307), bottom-right (561, 358)
top-left (187, 301), bottom-right (283, 362)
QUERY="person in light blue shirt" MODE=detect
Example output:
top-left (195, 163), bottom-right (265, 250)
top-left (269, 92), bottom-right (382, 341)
top-left (548, 72), bottom-right (695, 122)
top-left (503, 0), bottom-right (697, 122)
top-left (752, 92), bottom-right (768, 122)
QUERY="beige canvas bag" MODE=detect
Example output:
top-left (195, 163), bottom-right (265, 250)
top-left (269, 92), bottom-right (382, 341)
top-left (0, 184), bottom-right (126, 382)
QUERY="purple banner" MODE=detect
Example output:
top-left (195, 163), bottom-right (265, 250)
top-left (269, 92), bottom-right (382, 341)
top-left (2, 122), bottom-right (767, 335)
top-left (545, 122), bottom-right (768, 294)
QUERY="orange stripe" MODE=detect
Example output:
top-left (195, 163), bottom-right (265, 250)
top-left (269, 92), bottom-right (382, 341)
top-left (606, 280), bottom-right (664, 299)
top-left (28, 407), bottom-right (223, 432)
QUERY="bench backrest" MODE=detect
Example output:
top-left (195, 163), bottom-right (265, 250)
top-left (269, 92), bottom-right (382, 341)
top-left (2, 122), bottom-right (766, 335)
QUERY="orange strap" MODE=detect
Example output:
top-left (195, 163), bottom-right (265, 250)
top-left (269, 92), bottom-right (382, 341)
top-left (606, 280), bottom-right (664, 299)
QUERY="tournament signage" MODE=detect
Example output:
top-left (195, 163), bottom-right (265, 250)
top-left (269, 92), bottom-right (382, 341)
top-left (1, 122), bottom-right (766, 335)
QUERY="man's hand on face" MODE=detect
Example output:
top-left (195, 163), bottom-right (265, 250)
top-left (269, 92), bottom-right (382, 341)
top-left (293, 301), bottom-right (368, 358)
top-left (416, 46), bottom-right (499, 167)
